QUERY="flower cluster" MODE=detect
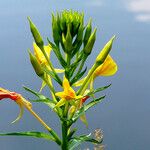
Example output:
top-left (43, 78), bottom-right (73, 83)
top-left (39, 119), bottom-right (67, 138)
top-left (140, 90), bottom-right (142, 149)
top-left (0, 10), bottom-right (118, 150)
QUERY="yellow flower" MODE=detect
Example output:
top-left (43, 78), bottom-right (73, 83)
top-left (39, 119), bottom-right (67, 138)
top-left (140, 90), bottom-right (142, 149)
top-left (93, 55), bottom-right (118, 78)
top-left (74, 55), bottom-right (117, 87)
top-left (55, 77), bottom-right (82, 107)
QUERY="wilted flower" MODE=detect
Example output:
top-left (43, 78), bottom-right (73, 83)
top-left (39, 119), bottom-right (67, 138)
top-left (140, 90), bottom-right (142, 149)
top-left (0, 87), bottom-right (32, 123)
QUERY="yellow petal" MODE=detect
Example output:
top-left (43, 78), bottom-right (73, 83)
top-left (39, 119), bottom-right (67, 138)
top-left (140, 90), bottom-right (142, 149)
top-left (63, 77), bottom-right (76, 98)
top-left (55, 92), bottom-right (66, 98)
top-left (94, 55), bottom-right (117, 77)
top-left (63, 77), bottom-right (71, 90)
top-left (55, 98), bottom-right (66, 107)
top-left (33, 42), bottom-right (51, 65)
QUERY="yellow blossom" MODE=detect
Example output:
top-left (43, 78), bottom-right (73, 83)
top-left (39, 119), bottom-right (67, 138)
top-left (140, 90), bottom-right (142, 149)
top-left (74, 55), bottom-right (117, 88)
top-left (55, 77), bottom-right (82, 107)
top-left (93, 55), bottom-right (117, 78)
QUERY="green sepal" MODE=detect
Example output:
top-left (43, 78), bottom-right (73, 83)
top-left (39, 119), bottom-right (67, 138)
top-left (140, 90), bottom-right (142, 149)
top-left (0, 131), bottom-right (55, 141)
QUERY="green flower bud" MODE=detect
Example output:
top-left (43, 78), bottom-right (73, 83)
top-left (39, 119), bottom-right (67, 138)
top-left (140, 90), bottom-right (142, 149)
top-left (62, 25), bottom-right (73, 54)
top-left (52, 14), bottom-right (61, 46)
top-left (73, 22), bottom-right (84, 46)
top-left (83, 19), bottom-right (92, 46)
top-left (83, 28), bottom-right (97, 55)
top-left (27, 17), bottom-right (44, 51)
top-left (28, 50), bottom-right (44, 77)
top-left (96, 35), bottom-right (116, 65)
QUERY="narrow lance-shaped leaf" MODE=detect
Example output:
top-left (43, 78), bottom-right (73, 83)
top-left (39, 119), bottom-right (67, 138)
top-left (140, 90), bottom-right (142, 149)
top-left (0, 131), bottom-right (55, 141)
top-left (23, 86), bottom-right (46, 99)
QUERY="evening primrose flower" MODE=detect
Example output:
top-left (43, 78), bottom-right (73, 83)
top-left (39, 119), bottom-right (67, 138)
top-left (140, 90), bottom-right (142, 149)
top-left (74, 55), bottom-right (117, 88)
top-left (93, 55), bottom-right (117, 78)
top-left (0, 87), bottom-right (32, 123)
top-left (55, 77), bottom-right (82, 107)
top-left (90, 55), bottom-right (117, 90)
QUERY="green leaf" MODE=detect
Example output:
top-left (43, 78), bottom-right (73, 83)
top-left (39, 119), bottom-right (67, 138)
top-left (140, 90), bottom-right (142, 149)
top-left (69, 133), bottom-right (103, 150)
top-left (42, 67), bottom-right (62, 85)
top-left (0, 131), bottom-right (55, 141)
top-left (72, 96), bottom-right (105, 123)
top-left (70, 67), bottom-right (87, 85)
top-left (23, 86), bottom-right (46, 99)
top-left (87, 84), bottom-right (111, 96)
top-left (30, 98), bottom-right (56, 109)
top-left (23, 86), bottom-right (57, 110)
top-left (47, 38), bottom-right (67, 68)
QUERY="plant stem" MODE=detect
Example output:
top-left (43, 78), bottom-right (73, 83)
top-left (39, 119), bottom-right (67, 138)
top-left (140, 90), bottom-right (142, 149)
top-left (77, 63), bottom-right (98, 95)
top-left (61, 120), bottom-right (68, 150)
top-left (61, 103), bottom-right (69, 150)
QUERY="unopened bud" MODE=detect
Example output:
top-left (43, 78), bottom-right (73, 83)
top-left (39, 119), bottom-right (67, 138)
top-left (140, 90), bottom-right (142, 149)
top-left (83, 28), bottom-right (97, 55)
top-left (28, 50), bottom-right (44, 77)
top-left (28, 17), bottom-right (44, 51)
top-left (83, 19), bottom-right (92, 46)
top-left (96, 35), bottom-right (115, 65)
top-left (63, 25), bottom-right (73, 53)
top-left (52, 14), bottom-right (61, 46)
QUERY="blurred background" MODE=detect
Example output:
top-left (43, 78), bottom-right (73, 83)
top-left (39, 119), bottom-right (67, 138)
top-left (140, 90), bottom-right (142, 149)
top-left (0, 0), bottom-right (150, 149)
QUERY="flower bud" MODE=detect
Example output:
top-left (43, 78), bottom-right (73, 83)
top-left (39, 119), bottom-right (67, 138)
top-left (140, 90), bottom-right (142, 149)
top-left (83, 28), bottom-right (97, 55)
top-left (73, 22), bottom-right (84, 46)
top-left (96, 35), bottom-right (115, 65)
top-left (62, 25), bottom-right (73, 54)
top-left (83, 19), bottom-right (92, 46)
top-left (28, 17), bottom-right (44, 51)
top-left (52, 14), bottom-right (61, 46)
top-left (28, 50), bottom-right (44, 77)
